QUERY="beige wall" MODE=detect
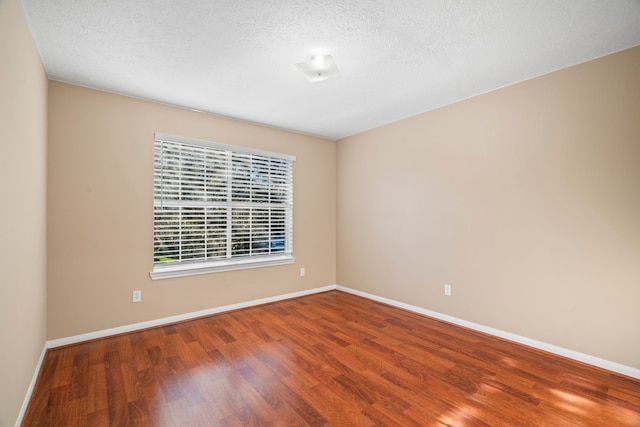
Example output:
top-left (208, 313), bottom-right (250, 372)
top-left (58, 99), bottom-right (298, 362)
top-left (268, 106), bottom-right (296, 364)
top-left (0, 0), bottom-right (48, 425)
top-left (47, 81), bottom-right (336, 339)
top-left (337, 46), bottom-right (640, 368)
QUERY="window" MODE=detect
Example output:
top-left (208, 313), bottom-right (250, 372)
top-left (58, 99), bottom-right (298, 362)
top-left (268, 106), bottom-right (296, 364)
top-left (151, 133), bottom-right (295, 279)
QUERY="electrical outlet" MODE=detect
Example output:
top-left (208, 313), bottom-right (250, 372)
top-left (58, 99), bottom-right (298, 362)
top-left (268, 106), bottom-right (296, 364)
top-left (444, 284), bottom-right (452, 297)
top-left (300, 267), bottom-right (305, 277)
top-left (132, 290), bottom-right (142, 303)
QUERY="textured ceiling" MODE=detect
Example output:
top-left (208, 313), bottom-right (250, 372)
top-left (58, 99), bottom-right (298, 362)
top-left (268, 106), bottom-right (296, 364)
top-left (21, 0), bottom-right (640, 140)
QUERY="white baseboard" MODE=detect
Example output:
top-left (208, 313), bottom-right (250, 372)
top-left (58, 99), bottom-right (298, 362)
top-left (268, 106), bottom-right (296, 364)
top-left (18, 285), bottom-right (336, 426)
top-left (39, 283), bottom-right (639, 391)
top-left (15, 284), bottom-right (640, 427)
top-left (47, 285), bottom-right (337, 348)
top-left (17, 283), bottom-right (639, 426)
top-left (15, 342), bottom-right (48, 427)
top-left (336, 285), bottom-right (640, 380)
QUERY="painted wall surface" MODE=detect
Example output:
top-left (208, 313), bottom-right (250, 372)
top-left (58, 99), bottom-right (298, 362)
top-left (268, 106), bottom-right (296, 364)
top-left (0, 0), bottom-right (48, 425)
top-left (47, 82), bottom-right (336, 340)
top-left (337, 46), bottom-right (640, 368)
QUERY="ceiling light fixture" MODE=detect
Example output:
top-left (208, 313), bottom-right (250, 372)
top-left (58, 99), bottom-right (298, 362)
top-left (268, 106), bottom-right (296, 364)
top-left (295, 54), bottom-right (340, 82)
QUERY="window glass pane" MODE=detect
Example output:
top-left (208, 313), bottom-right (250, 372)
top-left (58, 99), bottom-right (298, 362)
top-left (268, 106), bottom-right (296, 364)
top-left (153, 134), bottom-right (293, 269)
top-left (205, 151), bottom-right (228, 202)
top-left (231, 207), bottom-right (251, 257)
top-left (206, 207), bottom-right (227, 259)
top-left (252, 208), bottom-right (270, 254)
top-left (154, 205), bottom-right (180, 263)
top-left (180, 147), bottom-right (206, 201)
top-left (270, 208), bottom-right (286, 253)
top-left (181, 207), bottom-right (206, 260)
top-left (231, 153), bottom-right (251, 202)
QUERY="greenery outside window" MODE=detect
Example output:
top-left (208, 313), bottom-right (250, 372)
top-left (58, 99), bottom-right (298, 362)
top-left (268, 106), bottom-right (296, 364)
top-left (151, 133), bottom-right (295, 279)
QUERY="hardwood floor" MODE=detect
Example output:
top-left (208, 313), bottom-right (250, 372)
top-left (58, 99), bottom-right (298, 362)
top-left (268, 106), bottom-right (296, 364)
top-left (23, 291), bottom-right (640, 426)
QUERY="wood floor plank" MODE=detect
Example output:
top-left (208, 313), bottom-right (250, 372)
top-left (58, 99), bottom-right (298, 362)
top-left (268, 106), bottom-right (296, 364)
top-left (104, 350), bottom-right (130, 426)
top-left (86, 408), bottom-right (110, 427)
top-left (22, 290), bottom-right (640, 426)
top-left (86, 362), bottom-right (107, 414)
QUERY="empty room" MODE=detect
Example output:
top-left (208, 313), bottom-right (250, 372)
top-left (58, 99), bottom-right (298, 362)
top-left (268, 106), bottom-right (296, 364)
top-left (2, 0), bottom-right (640, 425)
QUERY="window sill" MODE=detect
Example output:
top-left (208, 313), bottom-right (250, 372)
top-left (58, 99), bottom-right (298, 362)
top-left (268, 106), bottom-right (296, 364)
top-left (150, 255), bottom-right (295, 280)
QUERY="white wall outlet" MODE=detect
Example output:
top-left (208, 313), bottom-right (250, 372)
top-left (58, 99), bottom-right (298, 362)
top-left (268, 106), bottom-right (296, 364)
top-left (300, 267), bottom-right (305, 277)
top-left (444, 284), bottom-right (452, 297)
top-left (132, 290), bottom-right (142, 303)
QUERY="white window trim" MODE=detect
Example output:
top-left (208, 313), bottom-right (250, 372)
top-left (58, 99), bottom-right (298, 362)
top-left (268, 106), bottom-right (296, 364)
top-left (150, 254), bottom-right (295, 280)
top-left (151, 133), bottom-right (295, 280)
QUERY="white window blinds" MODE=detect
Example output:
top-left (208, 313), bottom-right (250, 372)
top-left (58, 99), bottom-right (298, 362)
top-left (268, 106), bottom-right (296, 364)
top-left (152, 133), bottom-right (295, 279)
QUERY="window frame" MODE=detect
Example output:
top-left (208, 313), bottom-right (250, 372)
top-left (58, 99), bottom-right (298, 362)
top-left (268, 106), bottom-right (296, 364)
top-left (150, 133), bottom-right (295, 280)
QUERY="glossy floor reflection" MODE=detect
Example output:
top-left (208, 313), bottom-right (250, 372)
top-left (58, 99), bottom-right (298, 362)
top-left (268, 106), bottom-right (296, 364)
top-left (23, 291), bottom-right (640, 426)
